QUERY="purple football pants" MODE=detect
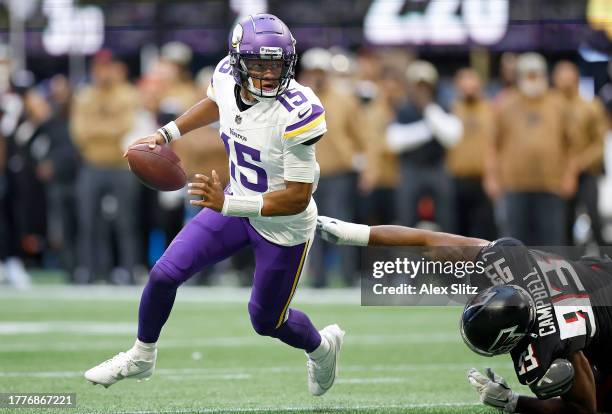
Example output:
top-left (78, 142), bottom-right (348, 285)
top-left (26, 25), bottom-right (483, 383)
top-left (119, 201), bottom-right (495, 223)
top-left (137, 208), bottom-right (322, 352)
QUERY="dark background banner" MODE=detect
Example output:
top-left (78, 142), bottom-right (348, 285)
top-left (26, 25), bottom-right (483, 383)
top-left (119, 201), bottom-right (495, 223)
top-left (0, 0), bottom-right (609, 56)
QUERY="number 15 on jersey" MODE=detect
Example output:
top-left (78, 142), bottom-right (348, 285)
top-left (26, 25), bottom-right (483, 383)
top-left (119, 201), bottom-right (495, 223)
top-left (220, 132), bottom-right (268, 193)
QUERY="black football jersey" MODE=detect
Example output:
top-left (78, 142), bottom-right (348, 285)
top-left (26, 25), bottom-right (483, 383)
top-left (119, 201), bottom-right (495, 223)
top-left (474, 238), bottom-right (612, 385)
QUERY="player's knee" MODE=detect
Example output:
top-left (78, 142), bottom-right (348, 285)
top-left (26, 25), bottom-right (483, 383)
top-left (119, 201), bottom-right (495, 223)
top-left (248, 302), bottom-right (278, 337)
top-left (148, 263), bottom-right (181, 290)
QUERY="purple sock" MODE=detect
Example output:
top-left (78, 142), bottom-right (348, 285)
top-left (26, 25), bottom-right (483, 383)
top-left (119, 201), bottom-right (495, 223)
top-left (272, 309), bottom-right (322, 353)
top-left (137, 266), bottom-right (180, 343)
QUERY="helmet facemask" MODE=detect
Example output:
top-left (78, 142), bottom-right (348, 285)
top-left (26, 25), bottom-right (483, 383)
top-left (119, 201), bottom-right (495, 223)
top-left (232, 53), bottom-right (296, 101)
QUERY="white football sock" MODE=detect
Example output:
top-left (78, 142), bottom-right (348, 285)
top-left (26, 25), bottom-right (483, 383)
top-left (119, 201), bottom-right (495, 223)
top-left (308, 335), bottom-right (331, 361)
top-left (131, 339), bottom-right (156, 361)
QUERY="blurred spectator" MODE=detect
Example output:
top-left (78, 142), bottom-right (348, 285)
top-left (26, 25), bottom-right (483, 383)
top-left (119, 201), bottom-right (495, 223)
top-left (48, 74), bottom-right (72, 121)
top-left (0, 74), bottom-right (31, 288)
top-left (26, 89), bottom-right (80, 276)
top-left (159, 42), bottom-right (201, 111)
top-left (0, 106), bottom-right (8, 284)
top-left (299, 47), bottom-right (365, 287)
top-left (357, 57), bottom-right (401, 225)
top-left (327, 47), bottom-right (359, 94)
top-left (177, 66), bottom-right (229, 189)
top-left (154, 42), bottom-right (202, 246)
top-left (70, 50), bottom-right (141, 283)
top-left (603, 83), bottom-right (612, 181)
top-left (446, 68), bottom-right (497, 239)
top-left (5, 103), bottom-right (47, 264)
top-left (386, 60), bottom-right (462, 231)
top-left (486, 53), bottom-right (575, 245)
top-left (493, 52), bottom-right (518, 108)
top-left (553, 61), bottom-right (607, 246)
top-left (124, 73), bottom-right (162, 274)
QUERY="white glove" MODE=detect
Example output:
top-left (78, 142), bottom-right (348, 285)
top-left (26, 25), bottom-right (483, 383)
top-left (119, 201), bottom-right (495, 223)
top-left (316, 216), bottom-right (370, 246)
top-left (468, 368), bottom-right (519, 413)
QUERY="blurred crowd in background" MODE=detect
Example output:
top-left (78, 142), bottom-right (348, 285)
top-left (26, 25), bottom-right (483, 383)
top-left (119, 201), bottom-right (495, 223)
top-left (1, 40), bottom-right (612, 289)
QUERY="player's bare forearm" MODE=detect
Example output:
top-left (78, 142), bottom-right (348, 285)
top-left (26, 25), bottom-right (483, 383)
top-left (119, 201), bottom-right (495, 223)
top-left (175, 98), bottom-right (220, 135)
top-left (369, 226), bottom-right (488, 248)
top-left (516, 352), bottom-right (596, 414)
top-left (515, 396), bottom-right (591, 414)
top-left (368, 226), bottom-right (487, 262)
top-left (124, 99), bottom-right (221, 154)
top-left (261, 181), bottom-right (312, 216)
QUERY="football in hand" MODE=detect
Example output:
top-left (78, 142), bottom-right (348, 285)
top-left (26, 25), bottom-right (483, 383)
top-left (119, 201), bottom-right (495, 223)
top-left (126, 144), bottom-right (187, 191)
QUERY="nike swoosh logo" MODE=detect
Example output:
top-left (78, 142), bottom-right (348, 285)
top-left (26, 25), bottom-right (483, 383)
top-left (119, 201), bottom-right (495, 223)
top-left (298, 107), bottom-right (311, 119)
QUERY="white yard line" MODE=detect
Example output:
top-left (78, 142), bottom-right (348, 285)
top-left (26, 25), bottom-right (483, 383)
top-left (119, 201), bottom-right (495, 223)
top-left (336, 377), bottom-right (405, 384)
top-left (87, 403), bottom-right (480, 414)
top-left (165, 373), bottom-right (253, 381)
top-left (0, 331), bottom-right (462, 352)
top-left (0, 321), bottom-right (135, 335)
top-left (0, 361), bottom-right (513, 379)
top-left (0, 286), bottom-right (365, 305)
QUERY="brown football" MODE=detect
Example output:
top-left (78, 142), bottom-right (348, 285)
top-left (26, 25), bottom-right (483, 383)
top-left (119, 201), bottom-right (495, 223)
top-left (127, 144), bottom-right (187, 191)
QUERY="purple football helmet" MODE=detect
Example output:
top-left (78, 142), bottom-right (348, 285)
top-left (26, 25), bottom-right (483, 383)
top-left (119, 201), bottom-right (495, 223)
top-left (229, 14), bottom-right (297, 100)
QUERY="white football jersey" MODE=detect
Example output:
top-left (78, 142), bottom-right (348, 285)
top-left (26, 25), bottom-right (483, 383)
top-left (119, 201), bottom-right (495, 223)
top-left (207, 56), bottom-right (326, 246)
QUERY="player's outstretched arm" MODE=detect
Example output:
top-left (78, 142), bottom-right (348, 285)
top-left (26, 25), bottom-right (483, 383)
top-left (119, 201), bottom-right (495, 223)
top-left (317, 216), bottom-right (488, 248)
top-left (369, 225), bottom-right (488, 248)
top-left (514, 352), bottom-right (596, 414)
top-left (468, 353), bottom-right (596, 414)
top-left (124, 98), bottom-right (220, 154)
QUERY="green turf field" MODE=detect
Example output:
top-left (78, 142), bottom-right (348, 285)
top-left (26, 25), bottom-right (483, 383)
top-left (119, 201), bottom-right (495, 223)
top-left (0, 285), bottom-right (530, 414)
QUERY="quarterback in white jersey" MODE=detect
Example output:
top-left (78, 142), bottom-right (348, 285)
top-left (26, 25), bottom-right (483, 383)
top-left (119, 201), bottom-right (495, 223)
top-left (84, 13), bottom-right (345, 398)
top-left (207, 55), bottom-right (325, 246)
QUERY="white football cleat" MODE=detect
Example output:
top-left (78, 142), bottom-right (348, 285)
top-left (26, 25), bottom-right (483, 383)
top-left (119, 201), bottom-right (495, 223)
top-left (307, 324), bottom-right (345, 396)
top-left (84, 349), bottom-right (156, 388)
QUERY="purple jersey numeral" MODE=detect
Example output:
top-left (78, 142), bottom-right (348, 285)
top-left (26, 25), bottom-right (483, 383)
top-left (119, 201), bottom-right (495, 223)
top-left (220, 133), bottom-right (237, 179)
top-left (219, 60), bottom-right (232, 74)
top-left (276, 88), bottom-right (308, 112)
top-left (276, 95), bottom-right (294, 112)
top-left (234, 141), bottom-right (268, 192)
top-left (220, 132), bottom-right (231, 153)
top-left (220, 133), bottom-right (268, 193)
top-left (285, 89), bottom-right (307, 106)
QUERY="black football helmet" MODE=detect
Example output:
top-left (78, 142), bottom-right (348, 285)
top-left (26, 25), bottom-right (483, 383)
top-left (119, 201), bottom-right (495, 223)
top-left (460, 285), bottom-right (536, 357)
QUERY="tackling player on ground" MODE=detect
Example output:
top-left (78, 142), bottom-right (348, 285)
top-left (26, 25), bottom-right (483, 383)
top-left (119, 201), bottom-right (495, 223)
top-left (317, 216), bottom-right (612, 413)
top-left (84, 14), bottom-right (345, 396)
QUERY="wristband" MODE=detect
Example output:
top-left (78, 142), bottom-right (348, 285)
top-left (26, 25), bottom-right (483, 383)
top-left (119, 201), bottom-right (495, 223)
top-left (221, 194), bottom-right (264, 217)
top-left (343, 222), bottom-right (370, 246)
top-left (157, 121), bottom-right (181, 143)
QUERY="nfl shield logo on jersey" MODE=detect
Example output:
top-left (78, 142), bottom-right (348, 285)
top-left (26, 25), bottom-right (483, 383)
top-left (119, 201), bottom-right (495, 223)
top-left (235, 114), bottom-right (242, 124)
